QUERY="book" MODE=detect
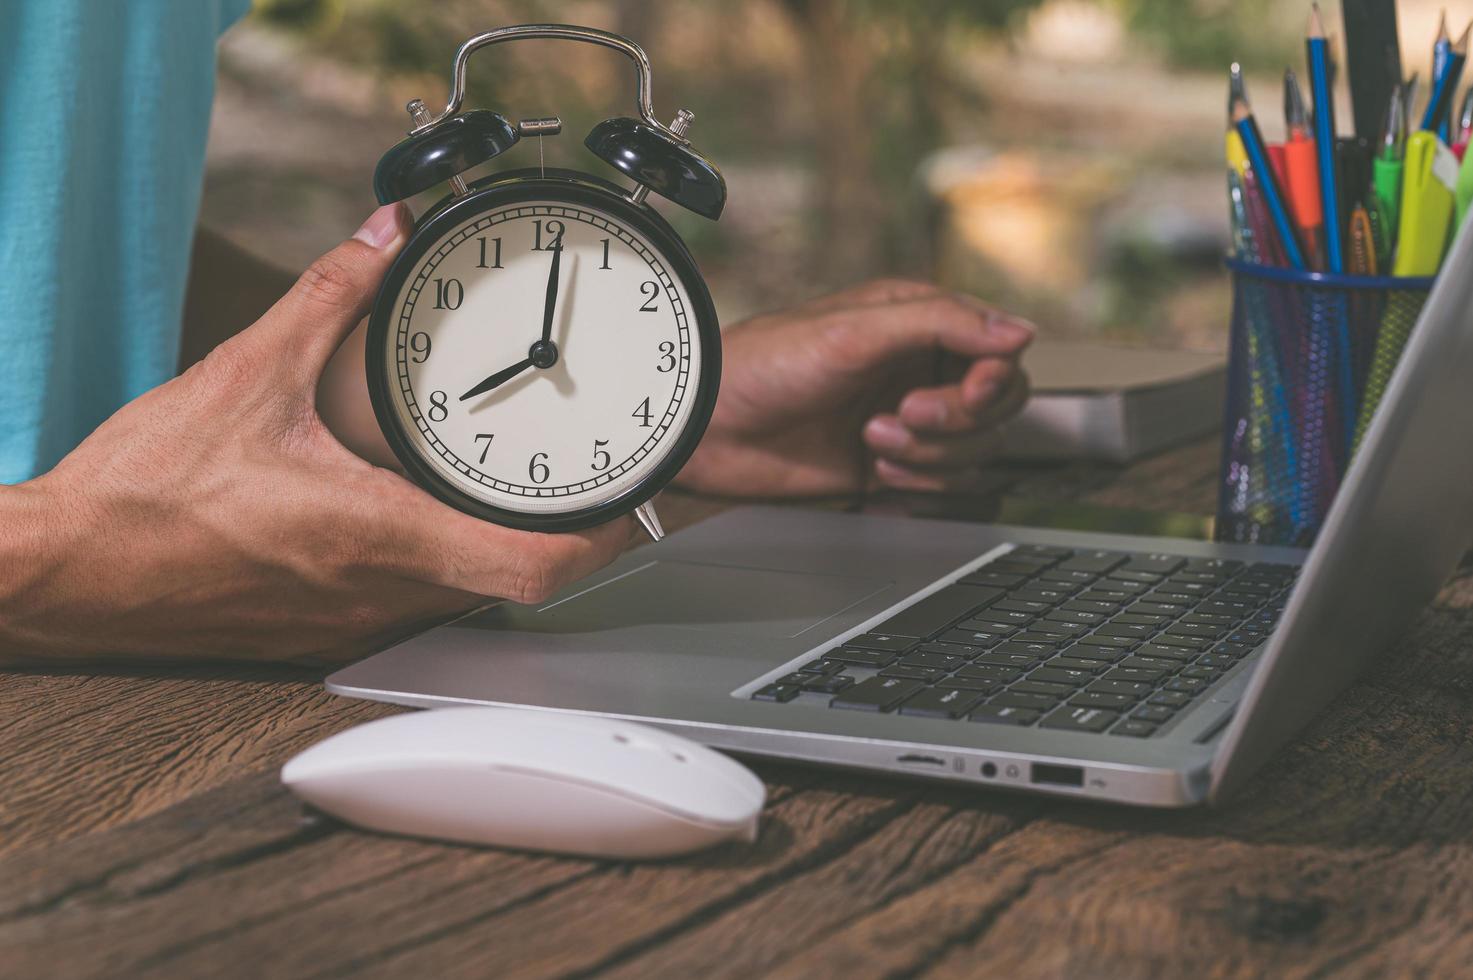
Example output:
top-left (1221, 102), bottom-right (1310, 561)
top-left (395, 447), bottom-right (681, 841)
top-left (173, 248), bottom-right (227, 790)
top-left (999, 341), bottom-right (1226, 463)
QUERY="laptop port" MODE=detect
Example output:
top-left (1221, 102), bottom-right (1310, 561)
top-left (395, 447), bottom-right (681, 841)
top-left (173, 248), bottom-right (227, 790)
top-left (896, 753), bottom-right (946, 767)
top-left (1030, 763), bottom-right (1084, 787)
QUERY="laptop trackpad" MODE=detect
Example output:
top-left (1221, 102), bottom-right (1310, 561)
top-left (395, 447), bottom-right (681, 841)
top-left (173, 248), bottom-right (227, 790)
top-left (497, 560), bottom-right (891, 639)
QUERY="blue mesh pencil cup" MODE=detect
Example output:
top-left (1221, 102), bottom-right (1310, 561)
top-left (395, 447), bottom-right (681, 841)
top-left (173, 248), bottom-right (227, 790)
top-left (1217, 260), bottom-right (1435, 546)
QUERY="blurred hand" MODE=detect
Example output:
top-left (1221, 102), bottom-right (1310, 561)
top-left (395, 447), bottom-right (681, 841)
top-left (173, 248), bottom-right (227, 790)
top-left (675, 279), bottom-right (1032, 497)
top-left (0, 205), bottom-right (633, 666)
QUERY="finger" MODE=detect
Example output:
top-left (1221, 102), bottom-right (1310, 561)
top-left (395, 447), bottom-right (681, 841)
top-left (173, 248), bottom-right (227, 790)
top-left (795, 277), bottom-right (942, 315)
top-left (368, 473), bottom-right (638, 602)
top-left (823, 292), bottom-right (1034, 369)
top-left (873, 457), bottom-right (989, 493)
top-left (864, 414), bottom-right (1006, 468)
top-left (248, 203), bottom-right (414, 381)
top-left (895, 361), bottom-right (1030, 434)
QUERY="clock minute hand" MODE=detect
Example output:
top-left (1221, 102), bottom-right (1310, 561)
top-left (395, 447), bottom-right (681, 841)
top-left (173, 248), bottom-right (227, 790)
top-left (540, 243), bottom-right (561, 345)
top-left (459, 356), bottom-right (535, 402)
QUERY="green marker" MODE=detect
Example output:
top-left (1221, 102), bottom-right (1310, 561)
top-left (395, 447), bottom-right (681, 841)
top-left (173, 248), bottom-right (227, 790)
top-left (1457, 88), bottom-right (1473, 227)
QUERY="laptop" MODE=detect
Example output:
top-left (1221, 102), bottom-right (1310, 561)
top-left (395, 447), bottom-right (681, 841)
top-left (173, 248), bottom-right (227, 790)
top-left (327, 223), bottom-right (1473, 808)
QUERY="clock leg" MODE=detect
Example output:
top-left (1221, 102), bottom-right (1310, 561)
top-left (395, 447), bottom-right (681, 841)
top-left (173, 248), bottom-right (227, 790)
top-left (633, 501), bottom-right (666, 542)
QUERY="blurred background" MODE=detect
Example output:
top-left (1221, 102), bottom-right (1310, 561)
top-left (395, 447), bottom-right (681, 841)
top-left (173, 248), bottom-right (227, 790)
top-left (204, 0), bottom-right (1451, 350)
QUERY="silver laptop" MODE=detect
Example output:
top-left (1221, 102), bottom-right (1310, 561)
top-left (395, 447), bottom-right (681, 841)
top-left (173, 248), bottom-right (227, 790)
top-left (328, 221), bottom-right (1473, 808)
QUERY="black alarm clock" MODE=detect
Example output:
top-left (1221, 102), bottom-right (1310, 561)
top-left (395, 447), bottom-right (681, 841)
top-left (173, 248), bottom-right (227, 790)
top-left (365, 24), bottom-right (725, 542)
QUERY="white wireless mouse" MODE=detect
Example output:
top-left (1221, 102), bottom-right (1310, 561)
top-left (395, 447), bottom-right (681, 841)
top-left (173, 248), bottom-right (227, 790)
top-left (281, 707), bottom-right (765, 859)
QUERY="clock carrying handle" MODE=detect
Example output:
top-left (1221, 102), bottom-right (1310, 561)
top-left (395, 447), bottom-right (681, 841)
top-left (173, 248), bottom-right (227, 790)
top-left (415, 24), bottom-right (687, 146)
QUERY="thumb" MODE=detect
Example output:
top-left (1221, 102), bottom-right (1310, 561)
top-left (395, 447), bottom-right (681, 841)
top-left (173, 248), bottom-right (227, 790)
top-left (250, 203), bottom-right (413, 383)
top-left (838, 293), bottom-right (1034, 364)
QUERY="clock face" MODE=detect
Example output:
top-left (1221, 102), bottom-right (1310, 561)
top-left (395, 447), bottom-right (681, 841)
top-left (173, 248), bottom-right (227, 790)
top-left (377, 192), bottom-right (711, 520)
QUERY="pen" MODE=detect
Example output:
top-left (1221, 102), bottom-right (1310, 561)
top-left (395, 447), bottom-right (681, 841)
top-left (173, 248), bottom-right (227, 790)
top-left (1283, 68), bottom-right (1325, 268)
top-left (1422, 20), bottom-right (1469, 136)
top-left (1455, 86), bottom-right (1473, 157)
top-left (1348, 203), bottom-right (1377, 275)
top-left (1369, 82), bottom-right (1406, 263)
top-left (1456, 125), bottom-right (1473, 226)
top-left (1308, 4), bottom-right (1345, 272)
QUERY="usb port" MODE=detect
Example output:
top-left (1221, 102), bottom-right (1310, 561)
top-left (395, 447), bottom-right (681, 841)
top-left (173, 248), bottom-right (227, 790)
top-left (1031, 763), bottom-right (1084, 787)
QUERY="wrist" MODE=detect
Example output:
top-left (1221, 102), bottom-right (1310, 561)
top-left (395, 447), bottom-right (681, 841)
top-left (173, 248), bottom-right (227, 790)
top-left (0, 477), bottom-right (90, 662)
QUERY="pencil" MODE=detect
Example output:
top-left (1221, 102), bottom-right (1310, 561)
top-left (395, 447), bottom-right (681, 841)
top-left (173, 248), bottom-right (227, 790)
top-left (1232, 90), bottom-right (1308, 269)
top-left (1308, 4), bottom-right (1345, 273)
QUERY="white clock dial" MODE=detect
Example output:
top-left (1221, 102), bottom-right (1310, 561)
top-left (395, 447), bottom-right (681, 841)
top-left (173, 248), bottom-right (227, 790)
top-left (385, 201), bottom-right (701, 514)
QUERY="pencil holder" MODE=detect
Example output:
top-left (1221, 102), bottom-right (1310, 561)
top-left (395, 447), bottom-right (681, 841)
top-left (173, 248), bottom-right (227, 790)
top-left (1216, 260), bottom-right (1435, 547)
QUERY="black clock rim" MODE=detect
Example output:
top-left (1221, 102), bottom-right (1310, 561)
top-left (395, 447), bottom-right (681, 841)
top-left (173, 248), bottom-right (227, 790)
top-left (364, 169), bottom-right (722, 534)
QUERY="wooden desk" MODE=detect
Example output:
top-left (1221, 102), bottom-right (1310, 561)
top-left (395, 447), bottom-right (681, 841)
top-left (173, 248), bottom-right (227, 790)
top-left (6, 436), bottom-right (1473, 978)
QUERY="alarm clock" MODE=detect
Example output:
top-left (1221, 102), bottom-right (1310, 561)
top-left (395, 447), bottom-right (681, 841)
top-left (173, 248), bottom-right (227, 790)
top-left (364, 24), bottom-right (725, 542)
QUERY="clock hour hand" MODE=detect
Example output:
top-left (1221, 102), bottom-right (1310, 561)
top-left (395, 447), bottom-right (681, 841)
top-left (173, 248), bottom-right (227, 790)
top-left (459, 356), bottom-right (535, 402)
top-left (540, 243), bottom-right (561, 345)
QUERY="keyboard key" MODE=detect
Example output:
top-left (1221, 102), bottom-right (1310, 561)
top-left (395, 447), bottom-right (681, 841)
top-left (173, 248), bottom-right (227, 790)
top-left (1072, 635), bottom-right (1137, 649)
top-left (799, 659), bottom-right (845, 674)
top-left (1213, 641), bottom-right (1259, 658)
top-left (1180, 665), bottom-right (1221, 681)
top-left (1148, 690), bottom-right (1193, 707)
top-left (830, 677), bottom-right (924, 712)
top-left (940, 627), bottom-right (1015, 646)
top-left (1013, 586), bottom-right (1078, 604)
top-left (1079, 589), bottom-right (1136, 604)
top-left (994, 598), bottom-right (1052, 614)
top-left (1113, 613), bottom-right (1169, 627)
top-left (1185, 558), bottom-right (1244, 574)
top-left (919, 641), bottom-right (990, 657)
top-left (846, 633), bottom-right (916, 654)
top-left (1131, 601), bottom-right (1189, 617)
top-left (1149, 635), bottom-right (1207, 651)
top-left (1063, 644), bottom-right (1128, 662)
top-left (1110, 570), bottom-right (1164, 584)
top-left (803, 674), bottom-right (855, 694)
top-left (901, 651), bottom-right (965, 670)
top-left (1180, 612), bottom-right (1235, 627)
top-left (899, 687), bottom-right (984, 719)
top-left (1049, 657), bottom-right (1111, 673)
top-left (975, 653), bottom-right (1040, 668)
top-left (1013, 629), bottom-right (1079, 643)
top-left (1198, 599), bottom-right (1258, 617)
top-left (1040, 705), bottom-right (1120, 732)
top-left (1196, 653), bottom-right (1233, 669)
top-left (936, 677), bottom-right (1002, 693)
top-left (826, 648), bottom-right (900, 668)
top-left (1014, 544), bottom-right (1073, 559)
top-left (960, 571), bottom-right (1027, 589)
top-left (1101, 668), bottom-right (1162, 685)
top-left (975, 609), bottom-right (1037, 626)
top-left (1135, 644), bottom-right (1195, 661)
top-left (956, 664), bottom-right (1023, 682)
top-left (1037, 569), bottom-right (1100, 585)
top-left (969, 705), bottom-right (1041, 726)
top-left (996, 641), bottom-right (1057, 658)
top-left (1165, 623), bottom-right (1225, 640)
top-left (1111, 719), bottom-right (1158, 737)
top-left (1131, 705), bottom-right (1176, 723)
top-left (1123, 553), bottom-right (1187, 575)
top-left (1118, 655), bottom-right (1180, 672)
top-left (1029, 667), bottom-right (1094, 686)
top-left (1040, 618), bottom-right (1098, 634)
top-left (991, 691), bottom-right (1060, 711)
top-left (986, 560), bottom-right (1047, 575)
top-left (1069, 691), bottom-right (1137, 710)
top-left (776, 672), bottom-right (813, 686)
top-left (952, 621), bottom-right (1022, 637)
top-left (874, 584), bottom-right (1004, 639)
top-left (1057, 551), bottom-right (1128, 573)
top-left (1164, 677), bottom-right (1209, 695)
top-left (1095, 578), bottom-right (1151, 594)
top-left (1011, 680), bottom-right (1074, 698)
top-left (1094, 622), bottom-right (1157, 640)
top-left (753, 683), bottom-right (802, 702)
top-left (1063, 599), bottom-right (1120, 616)
top-left (880, 665), bottom-right (947, 683)
top-left (1089, 678), bottom-right (1153, 696)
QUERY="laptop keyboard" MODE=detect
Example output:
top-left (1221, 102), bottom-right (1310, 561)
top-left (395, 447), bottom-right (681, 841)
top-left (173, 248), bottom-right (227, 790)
top-left (747, 545), bottom-right (1296, 738)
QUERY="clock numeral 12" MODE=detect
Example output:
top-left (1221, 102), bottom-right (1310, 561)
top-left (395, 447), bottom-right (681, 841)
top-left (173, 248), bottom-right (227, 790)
top-left (529, 452), bottom-right (550, 484)
top-left (474, 433), bottom-right (495, 464)
top-left (533, 219), bottom-right (565, 251)
top-left (592, 439), bottom-right (611, 470)
top-left (477, 236), bottom-right (502, 269)
top-left (633, 397), bottom-right (653, 428)
top-left (433, 278), bottom-right (463, 310)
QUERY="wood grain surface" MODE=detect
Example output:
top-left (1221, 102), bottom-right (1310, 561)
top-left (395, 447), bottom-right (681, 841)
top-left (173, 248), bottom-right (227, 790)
top-left (5, 440), bottom-right (1473, 979)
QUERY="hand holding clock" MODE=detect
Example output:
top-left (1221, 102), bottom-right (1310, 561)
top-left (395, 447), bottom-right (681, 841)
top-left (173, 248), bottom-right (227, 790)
top-left (0, 207), bottom-right (633, 665)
